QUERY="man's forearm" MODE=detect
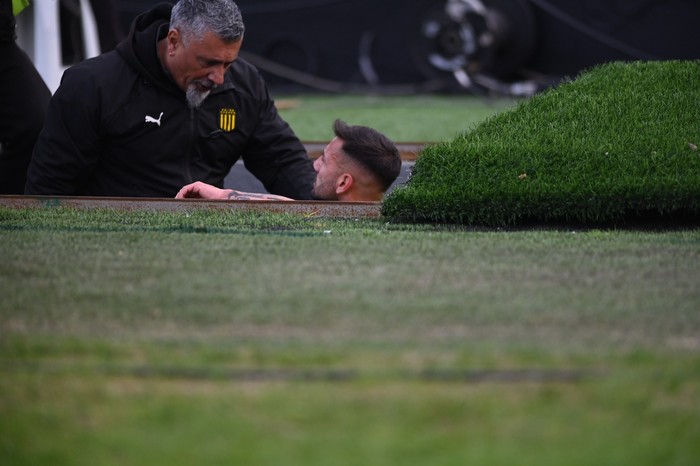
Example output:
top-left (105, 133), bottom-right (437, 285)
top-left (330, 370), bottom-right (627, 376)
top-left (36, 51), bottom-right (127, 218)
top-left (227, 190), bottom-right (292, 201)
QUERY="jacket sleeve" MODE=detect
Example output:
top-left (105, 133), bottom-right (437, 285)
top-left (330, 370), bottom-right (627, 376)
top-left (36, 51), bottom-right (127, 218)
top-left (25, 65), bottom-right (104, 195)
top-left (241, 75), bottom-right (316, 200)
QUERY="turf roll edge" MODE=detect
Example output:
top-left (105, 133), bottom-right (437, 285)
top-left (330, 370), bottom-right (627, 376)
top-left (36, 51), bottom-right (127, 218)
top-left (382, 60), bottom-right (700, 226)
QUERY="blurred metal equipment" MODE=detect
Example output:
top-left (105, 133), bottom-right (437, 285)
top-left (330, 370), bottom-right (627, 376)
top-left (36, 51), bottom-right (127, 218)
top-left (234, 0), bottom-right (545, 96)
top-left (216, 0), bottom-right (698, 96)
top-left (412, 0), bottom-right (539, 95)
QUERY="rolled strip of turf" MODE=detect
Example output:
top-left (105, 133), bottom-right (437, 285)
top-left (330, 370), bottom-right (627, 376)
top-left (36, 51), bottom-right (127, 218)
top-left (383, 60), bottom-right (700, 226)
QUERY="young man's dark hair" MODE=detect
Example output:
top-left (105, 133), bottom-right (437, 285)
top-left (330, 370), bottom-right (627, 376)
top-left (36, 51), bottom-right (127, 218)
top-left (332, 119), bottom-right (401, 191)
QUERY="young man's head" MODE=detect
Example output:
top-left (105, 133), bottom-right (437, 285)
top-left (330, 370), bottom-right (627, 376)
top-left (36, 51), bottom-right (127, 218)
top-left (163, 0), bottom-right (245, 108)
top-left (312, 120), bottom-right (401, 201)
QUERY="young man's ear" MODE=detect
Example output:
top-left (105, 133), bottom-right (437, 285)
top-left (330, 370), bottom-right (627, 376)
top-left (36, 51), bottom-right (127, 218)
top-left (335, 173), bottom-right (354, 194)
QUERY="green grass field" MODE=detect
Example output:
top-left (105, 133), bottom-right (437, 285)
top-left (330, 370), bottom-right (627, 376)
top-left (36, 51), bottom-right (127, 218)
top-left (275, 94), bottom-right (516, 142)
top-left (3, 70), bottom-right (700, 464)
top-left (1, 208), bottom-right (699, 465)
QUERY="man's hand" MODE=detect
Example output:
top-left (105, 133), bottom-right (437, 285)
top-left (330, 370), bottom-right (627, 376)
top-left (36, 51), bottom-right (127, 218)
top-left (176, 181), bottom-right (292, 201)
top-left (176, 181), bottom-right (232, 199)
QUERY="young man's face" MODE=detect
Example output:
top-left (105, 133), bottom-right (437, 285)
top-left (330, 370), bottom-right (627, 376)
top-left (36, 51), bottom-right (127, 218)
top-left (312, 137), bottom-right (345, 200)
top-left (166, 29), bottom-right (241, 107)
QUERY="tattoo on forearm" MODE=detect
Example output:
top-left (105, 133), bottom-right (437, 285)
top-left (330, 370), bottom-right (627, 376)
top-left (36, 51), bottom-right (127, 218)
top-left (227, 190), bottom-right (282, 201)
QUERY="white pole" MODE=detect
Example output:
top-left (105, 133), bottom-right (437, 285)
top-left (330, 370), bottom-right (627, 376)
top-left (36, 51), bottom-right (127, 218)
top-left (15, 0), bottom-right (102, 94)
top-left (32, 0), bottom-right (63, 93)
top-left (79, 0), bottom-right (100, 59)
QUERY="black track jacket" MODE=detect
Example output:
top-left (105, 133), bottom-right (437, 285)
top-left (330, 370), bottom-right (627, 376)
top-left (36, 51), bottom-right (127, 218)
top-left (26, 3), bottom-right (316, 198)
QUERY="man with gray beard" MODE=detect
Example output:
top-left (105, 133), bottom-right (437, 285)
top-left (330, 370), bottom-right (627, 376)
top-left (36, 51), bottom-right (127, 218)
top-left (26, 0), bottom-right (316, 198)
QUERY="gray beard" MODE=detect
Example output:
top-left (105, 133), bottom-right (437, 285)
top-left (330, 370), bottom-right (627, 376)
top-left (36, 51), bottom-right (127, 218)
top-left (186, 78), bottom-right (216, 108)
top-left (186, 84), bottom-right (211, 109)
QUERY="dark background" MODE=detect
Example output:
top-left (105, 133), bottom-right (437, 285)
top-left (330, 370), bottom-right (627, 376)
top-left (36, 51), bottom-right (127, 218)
top-left (110, 0), bottom-right (699, 93)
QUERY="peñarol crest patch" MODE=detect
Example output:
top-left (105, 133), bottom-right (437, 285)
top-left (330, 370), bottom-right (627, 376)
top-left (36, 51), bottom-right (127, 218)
top-left (219, 108), bottom-right (236, 132)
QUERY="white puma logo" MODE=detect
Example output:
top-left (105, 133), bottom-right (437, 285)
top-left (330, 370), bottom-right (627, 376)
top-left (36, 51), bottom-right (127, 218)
top-left (145, 112), bottom-right (164, 126)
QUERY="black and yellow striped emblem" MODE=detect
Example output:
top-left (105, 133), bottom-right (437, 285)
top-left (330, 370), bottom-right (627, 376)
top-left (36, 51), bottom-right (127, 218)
top-left (219, 108), bottom-right (236, 132)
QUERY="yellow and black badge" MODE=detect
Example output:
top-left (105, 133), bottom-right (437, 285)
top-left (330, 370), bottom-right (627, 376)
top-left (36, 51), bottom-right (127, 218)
top-left (219, 108), bottom-right (236, 132)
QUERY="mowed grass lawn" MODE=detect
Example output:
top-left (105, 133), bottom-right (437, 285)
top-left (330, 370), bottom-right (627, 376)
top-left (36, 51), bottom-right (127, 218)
top-left (1, 208), bottom-right (699, 465)
top-left (275, 94), bottom-right (516, 141)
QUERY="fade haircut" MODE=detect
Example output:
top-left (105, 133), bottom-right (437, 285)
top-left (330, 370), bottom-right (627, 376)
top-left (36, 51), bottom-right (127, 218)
top-left (333, 119), bottom-right (401, 191)
top-left (170, 0), bottom-right (245, 45)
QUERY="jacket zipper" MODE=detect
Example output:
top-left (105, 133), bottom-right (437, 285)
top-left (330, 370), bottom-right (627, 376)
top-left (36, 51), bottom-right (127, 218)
top-left (184, 106), bottom-right (196, 184)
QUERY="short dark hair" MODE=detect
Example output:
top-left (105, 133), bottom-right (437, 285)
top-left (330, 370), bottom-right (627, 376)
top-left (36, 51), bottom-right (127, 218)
top-left (333, 119), bottom-right (401, 191)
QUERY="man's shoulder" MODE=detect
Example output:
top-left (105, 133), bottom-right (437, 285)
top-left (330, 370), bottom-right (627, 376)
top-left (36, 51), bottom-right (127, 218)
top-left (55, 51), bottom-right (145, 115)
top-left (62, 51), bottom-right (133, 87)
